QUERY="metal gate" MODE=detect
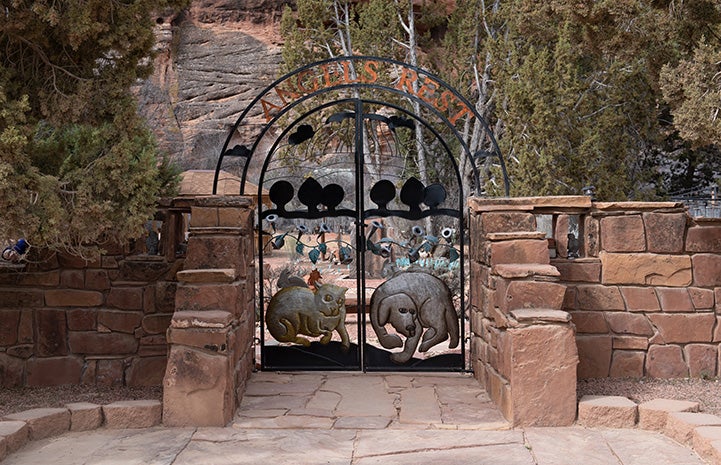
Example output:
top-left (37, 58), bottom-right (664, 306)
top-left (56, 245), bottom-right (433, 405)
top-left (212, 57), bottom-right (508, 372)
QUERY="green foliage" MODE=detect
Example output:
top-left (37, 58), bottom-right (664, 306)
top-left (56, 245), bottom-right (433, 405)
top-left (0, 0), bottom-right (187, 257)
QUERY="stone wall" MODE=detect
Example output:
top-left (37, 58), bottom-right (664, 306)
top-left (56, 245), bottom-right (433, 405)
top-left (163, 195), bottom-right (256, 426)
top-left (0, 200), bottom-right (191, 388)
top-left (469, 196), bottom-right (721, 389)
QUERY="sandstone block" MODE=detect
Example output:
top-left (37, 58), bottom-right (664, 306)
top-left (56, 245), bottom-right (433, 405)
top-left (97, 310), bottom-right (143, 334)
top-left (657, 287), bottom-right (694, 312)
top-left (125, 356), bottom-right (167, 387)
top-left (103, 400), bottom-right (162, 428)
top-left (85, 269), bottom-right (110, 290)
top-left (577, 395), bottom-right (637, 428)
top-left (600, 252), bottom-right (692, 286)
top-left (685, 344), bottom-right (718, 378)
top-left (689, 288), bottom-right (715, 310)
top-left (692, 426), bottom-right (721, 463)
top-left (171, 310), bottom-right (234, 329)
top-left (479, 211), bottom-right (536, 235)
top-left (600, 215), bottom-right (646, 252)
top-left (26, 356), bottom-right (83, 386)
top-left (553, 260), bottom-right (601, 282)
top-left (508, 324), bottom-right (577, 426)
top-left (152, 281), bottom-right (177, 314)
top-left (646, 345), bottom-right (688, 378)
top-left (163, 345), bottom-right (234, 426)
top-left (177, 268), bottom-right (236, 283)
top-left (3, 408), bottom-right (69, 440)
top-left (570, 311), bottom-right (609, 334)
top-left (106, 287), bottom-right (144, 310)
top-left (502, 281), bottom-right (566, 312)
top-left (643, 212), bottom-right (687, 253)
top-left (620, 286), bottom-right (660, 312)
top-left (175, 281), bottom-right (248, 316)
top-left (686, 225), bottom-right (721, 252)
top-left (638, 398), bottom-right (699, 431)
top-left (666, 412), bottom-right (721, 445)
top-left (648, 313), bottom-right (715, 343)
top-left (612, 336), bottom-right (649, 350)
top-left (16, 271), bottom-right (60, 287)
top-left (605, 312), bottom-right (653, 336)
top-left (693, 254), bottom-right (721, 287)
top-left (576, 335), bottom-right (612, 378)
top-left (66, 308), bottom-right (96, 331)
top-left (141, 313), bottom-right (173, 335)
top-left (576, 284), bottom-right (625, 311)
top-left (184, 236), bottom-right (249, 276)
top-left (59, 269), bottom-right (84, 289)
top-left (0, 290), bottom-right (43, 308)
top-left (489, 239), bottom-right (550, 266)
top-left (65, 402), bottom-right (103, 431)
top-left (0, 309), bottom-right (20, 346)
top-left (190, 206), bottom-right (219, 227)
top-left (96, 359), bottom-right (124, 386)
top-left (609, 350), bottom-right (645, 378)
top-left (0, 353), bottom-right (24, 387)
top-left (0, 421), bottom-right (29, 454)
top-left (492, 263), bottom-right (560, 279)
top-left (35, 309), bottom-right (68, 356)
top-left (584, 215), bottom-right (600, 257)
top-left (218, 207), bottom-right (252, 228)
top-left (44, 289), bottom-right (103, 307)
top-left (68, 332), bottom-right (139, 355)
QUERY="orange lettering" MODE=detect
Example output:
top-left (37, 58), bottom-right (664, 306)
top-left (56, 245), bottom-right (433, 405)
top-left (436, 91), bottom-right (453, 112)
top-left (341, 60), bottom-right (361, 84)
top-left (295, 70), bottom-right (319, 93)
top-left (395, 67), bottom-right (418, 93)
top-left (275, 86), bottom-right (301, 105)
top-left (416, 76), bottom-right (439, 105)
top-left (363, 60), bottom-right (379, 83)
top-left (449, 104), bottom-right (473, 125)
top-left (260, 98), bottom-right (284, 122)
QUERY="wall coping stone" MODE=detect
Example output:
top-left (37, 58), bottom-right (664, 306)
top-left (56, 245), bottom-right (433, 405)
top-left (493, 264), bottom-right (560, 279)
top-left (193, 195), bottom-right (253, 208)
top-left (509, 309), bottom-right (571, 325)
top-left (177, 269), bottom-right (236, 283)
top-left (593, 201), bottom-right (685, 211)
top-left (188, 227), bottom-right (245, 236)
top-left (469, 196), bottom-right (591, 212)
top-left (486, 232), bottom-right (547, 241)
top-left (171, 310), bottom-right (234, 329)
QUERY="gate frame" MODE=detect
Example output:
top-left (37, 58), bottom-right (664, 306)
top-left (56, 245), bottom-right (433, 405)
top-left (212, 56), bottom-right (510, 372)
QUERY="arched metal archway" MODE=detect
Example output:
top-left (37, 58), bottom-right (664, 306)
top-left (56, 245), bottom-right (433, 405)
top-left (213, 56), bottom-right (508, 372)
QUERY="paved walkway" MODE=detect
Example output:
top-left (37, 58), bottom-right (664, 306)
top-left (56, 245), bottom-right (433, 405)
top-left (2, 372), bottom-right (709, 465)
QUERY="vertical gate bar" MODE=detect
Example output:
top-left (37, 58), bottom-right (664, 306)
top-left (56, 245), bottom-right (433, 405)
top-left (354, 99), bottom-right (367, 371)
top-left (257, 194), bottom-right (266, 370)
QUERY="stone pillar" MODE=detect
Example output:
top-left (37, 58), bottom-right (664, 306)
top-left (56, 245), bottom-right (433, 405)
top-left (469, 197), bottom-right (581, 427)
top-left (162, 196), bottom-right (255, 427)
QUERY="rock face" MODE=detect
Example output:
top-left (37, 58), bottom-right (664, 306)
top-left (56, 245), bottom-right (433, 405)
top-left (137, 0), bottom-right (286, 170)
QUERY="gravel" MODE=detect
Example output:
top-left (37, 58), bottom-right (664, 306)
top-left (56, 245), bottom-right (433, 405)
top-left (578, 377), bottom-right (721, 415)
top-left (0, 385), bottom-right (162, 418)
top-left (1, 378), bottom-right (720, 418)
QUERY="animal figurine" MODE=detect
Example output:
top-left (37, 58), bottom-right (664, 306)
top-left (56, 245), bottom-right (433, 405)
top-left (369, 271), bottom-right (459, 364)
top-left (266, 283), bottom-right (350, 351)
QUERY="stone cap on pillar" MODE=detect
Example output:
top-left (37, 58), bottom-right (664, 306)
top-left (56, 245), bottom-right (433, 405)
top-left (509, 308), bottom-right (571, 327)
top-left (193, 195), bottom-right (253, 208)
top-left (469, 196), bottom-right (591, 213)
top-left (493, 264), bottom-right (561, 280)
top-left (177, 269), bottom-right (237, 283)
top-left (171, 310), bottom-right (235, 329)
